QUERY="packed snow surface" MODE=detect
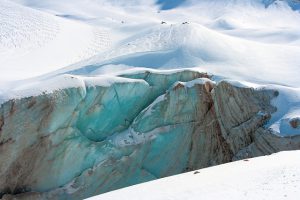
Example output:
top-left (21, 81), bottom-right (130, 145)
top-left (87, 150), bottom-right (300, 200)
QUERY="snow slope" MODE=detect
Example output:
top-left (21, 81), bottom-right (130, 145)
top-left (0, 0), bottom-right (110, 82)
top-left (9, 0), bottom-right (300, 87)
top-left (88, 151), bottom-right (300, 200)
top-left (60, 23), bottom-right (300, 87)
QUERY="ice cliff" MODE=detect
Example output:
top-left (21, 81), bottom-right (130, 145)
top-left (1, 70), bottom-right (300, 200)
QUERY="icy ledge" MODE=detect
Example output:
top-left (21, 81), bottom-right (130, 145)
top-left (1, 69), bottom-right (300, 200)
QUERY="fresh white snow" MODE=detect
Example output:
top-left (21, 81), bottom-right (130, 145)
top-left (3, 0), bottom-right (300, 87)
top-left (0, 0), bottom-right (111, 82)
top-left (87, 150), bottom-right (300, 200)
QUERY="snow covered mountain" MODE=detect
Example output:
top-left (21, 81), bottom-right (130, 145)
top-left (1, 0), bottom-right (300, 199)
top-left (2, 0), bottom-right (300, 84)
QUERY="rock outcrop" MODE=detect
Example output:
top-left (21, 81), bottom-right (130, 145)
top-left (1, 70), bottom-right (300, 200)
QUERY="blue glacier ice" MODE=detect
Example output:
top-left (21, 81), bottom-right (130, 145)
top-left (1, 70), bottom-right (300, 200)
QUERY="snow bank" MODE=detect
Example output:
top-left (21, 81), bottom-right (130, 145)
top-left (265, 85), bottom-right (300, 136)
top-left (87, 150), bottom-right (300, 200)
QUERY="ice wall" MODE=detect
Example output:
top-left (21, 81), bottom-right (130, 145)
top-left (1, 70), bottom-right (300, 200)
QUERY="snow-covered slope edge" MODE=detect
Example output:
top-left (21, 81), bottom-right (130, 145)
top-left (88, 150), bottom-right (300, 200)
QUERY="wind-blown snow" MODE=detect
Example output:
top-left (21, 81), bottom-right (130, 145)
top-left (0, 0), bottom-right (110, 82)
top-left (87, 150), bottom-right (300, 200)
top-left (3, 0), bottom-right (300, 86)
top-left (31, 0), bottom-right (300, 88)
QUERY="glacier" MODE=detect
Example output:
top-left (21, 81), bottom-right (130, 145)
top-left (1, 69), bottom-right (300, 200)
top-left (1, 0), bottom-right (300, 199)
